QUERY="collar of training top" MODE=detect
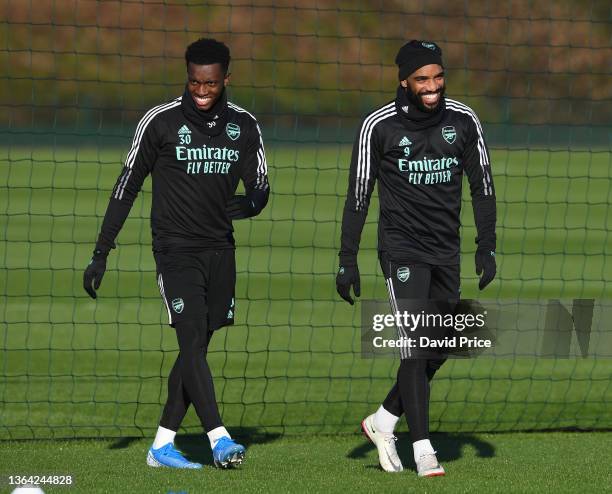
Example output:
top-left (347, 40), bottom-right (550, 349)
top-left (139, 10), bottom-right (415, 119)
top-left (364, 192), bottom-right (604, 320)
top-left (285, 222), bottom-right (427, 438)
top-left (394, 85), bottom-right (446, 131)
top-left (181, 86), bottom-right (229, 137)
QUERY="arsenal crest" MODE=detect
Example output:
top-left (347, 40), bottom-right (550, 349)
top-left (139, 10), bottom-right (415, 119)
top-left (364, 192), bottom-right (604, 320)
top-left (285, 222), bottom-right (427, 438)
top-left (442, 126), bottom-right (456, 144)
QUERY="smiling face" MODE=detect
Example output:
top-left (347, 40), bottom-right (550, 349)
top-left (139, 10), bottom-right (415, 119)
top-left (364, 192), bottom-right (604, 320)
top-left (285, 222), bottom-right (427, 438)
top-left (186, 62), bottom-right (229, 111)
top-left (401, 63), bottom-right (445, 112)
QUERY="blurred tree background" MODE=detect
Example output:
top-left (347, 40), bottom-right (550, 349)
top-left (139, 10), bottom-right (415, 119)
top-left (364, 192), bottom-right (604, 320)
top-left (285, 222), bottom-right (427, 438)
top-left (2, 0), bottom-right (610, 145)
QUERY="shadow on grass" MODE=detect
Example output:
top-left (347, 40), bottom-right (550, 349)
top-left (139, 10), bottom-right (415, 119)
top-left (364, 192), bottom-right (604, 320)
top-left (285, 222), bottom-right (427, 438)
top-left (108, 437), bottom-right (141, 450)
top-left (178, 429), bottom-right (282, 466)
top-left (106, 428), bottom-right (282, 466)
top-left (347, 432), bottom-right (495, 471)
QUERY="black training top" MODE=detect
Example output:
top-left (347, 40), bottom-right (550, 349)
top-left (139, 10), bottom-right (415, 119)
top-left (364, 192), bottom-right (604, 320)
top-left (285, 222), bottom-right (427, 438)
top-left (339, 90), bottom-right (496, 266)
top-left (95, 89), bottom-right (269, 254)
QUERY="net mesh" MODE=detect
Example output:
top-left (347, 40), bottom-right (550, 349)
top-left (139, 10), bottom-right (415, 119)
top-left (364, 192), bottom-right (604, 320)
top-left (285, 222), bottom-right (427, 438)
top-left (1, 0), bottom-right (611, 439)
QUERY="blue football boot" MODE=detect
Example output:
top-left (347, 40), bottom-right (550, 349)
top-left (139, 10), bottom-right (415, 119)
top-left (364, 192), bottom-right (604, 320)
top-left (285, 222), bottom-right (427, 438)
top-left (212, 436), bottom-right (245, 468)
top-left (147, 443), bottom-right (202, 469)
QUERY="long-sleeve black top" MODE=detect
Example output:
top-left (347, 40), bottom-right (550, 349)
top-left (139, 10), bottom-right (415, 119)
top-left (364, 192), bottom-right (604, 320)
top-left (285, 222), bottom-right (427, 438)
top-left (95, 90), bottom-right (269, 254)
top-left (340, 93), bottom-right (496, 266)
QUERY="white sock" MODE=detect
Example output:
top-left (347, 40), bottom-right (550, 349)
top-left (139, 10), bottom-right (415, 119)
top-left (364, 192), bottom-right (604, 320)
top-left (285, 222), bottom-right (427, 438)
top-left (413, 439), bottom-right (435, 463)
top-left (152, 426), bottom-right (176, 449)
top-left (207, 426), bottom-right (231, 449)
top-left (373, 405), bottom-right (399, 433)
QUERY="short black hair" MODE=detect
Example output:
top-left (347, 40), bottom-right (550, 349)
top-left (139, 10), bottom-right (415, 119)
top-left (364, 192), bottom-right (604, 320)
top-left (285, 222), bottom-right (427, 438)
top-left (185, 38), bottom-right (231, 74)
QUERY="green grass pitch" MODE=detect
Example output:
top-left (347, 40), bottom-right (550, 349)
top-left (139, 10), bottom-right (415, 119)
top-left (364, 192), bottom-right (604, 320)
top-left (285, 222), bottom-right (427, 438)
top-left (0, 145), bottom-right (610, 490)
top-left (1, 433), bottom-right (610, 493)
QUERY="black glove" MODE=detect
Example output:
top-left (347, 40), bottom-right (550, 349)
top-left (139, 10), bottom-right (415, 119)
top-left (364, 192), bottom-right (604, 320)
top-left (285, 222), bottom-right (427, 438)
top-left (336, 264), bottom-right (360, 305)
top-left (226, 190), bottom-right (269, 220)
top-left (83, 249), bottom-right (108, 299)
top-left (475, 247), bottom-right (496, 290)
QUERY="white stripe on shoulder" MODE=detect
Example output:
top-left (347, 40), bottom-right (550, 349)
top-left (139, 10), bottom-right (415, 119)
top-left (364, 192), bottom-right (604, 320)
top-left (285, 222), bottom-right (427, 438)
top-left (227, 101), bottom-right (257, 122)
top-left (445, 99), bottom-right (488, 167)
top-left (445, 98), bottom-right (485, 136)
top-left (114, 97), bottom-right (181, 200)
top-left (445, 98), bottom-right (493, 196)
top-left (125, 98), bottom-right (181, 170)
top-left (227, 101), bottom-right (268, 187)
top-left (356, 102), bottom-right (396, 209)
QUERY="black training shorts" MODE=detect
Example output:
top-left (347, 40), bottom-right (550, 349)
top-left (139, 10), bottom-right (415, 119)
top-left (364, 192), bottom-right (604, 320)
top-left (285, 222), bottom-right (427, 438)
top-left (154, 249), bottom-right (236, 330)
top-left (379, 253), bottom-right (460, 300)
top-left (380, 253), bottom-right (460, 359)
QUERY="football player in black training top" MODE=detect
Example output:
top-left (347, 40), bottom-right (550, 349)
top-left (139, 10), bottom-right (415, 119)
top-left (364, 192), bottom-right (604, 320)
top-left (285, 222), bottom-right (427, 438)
top-left (336, 40), bottom-right (496, 477)
top-left (83, 38), bottom-right (269, 469)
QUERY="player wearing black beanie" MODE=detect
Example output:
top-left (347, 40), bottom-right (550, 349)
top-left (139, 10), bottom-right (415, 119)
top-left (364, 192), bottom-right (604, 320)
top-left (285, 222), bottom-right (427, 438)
top-left (337, 40), bottom-right (496, 477)
top-left (395, 40), bottom-right (444, 80)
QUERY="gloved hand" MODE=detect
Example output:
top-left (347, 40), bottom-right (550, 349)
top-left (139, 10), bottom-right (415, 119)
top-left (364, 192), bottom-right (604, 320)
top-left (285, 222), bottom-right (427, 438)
top-left (83, 249), bottom-right (108, 299)
top-left (336, 264), bottom-right (360, 305)
top-left (475, 247), bottom-right (496, 290)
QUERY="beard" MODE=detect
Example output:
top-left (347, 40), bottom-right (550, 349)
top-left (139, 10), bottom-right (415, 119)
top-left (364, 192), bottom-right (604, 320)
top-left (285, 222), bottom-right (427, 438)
top-left (406, 84), bottom-right (446, 113)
